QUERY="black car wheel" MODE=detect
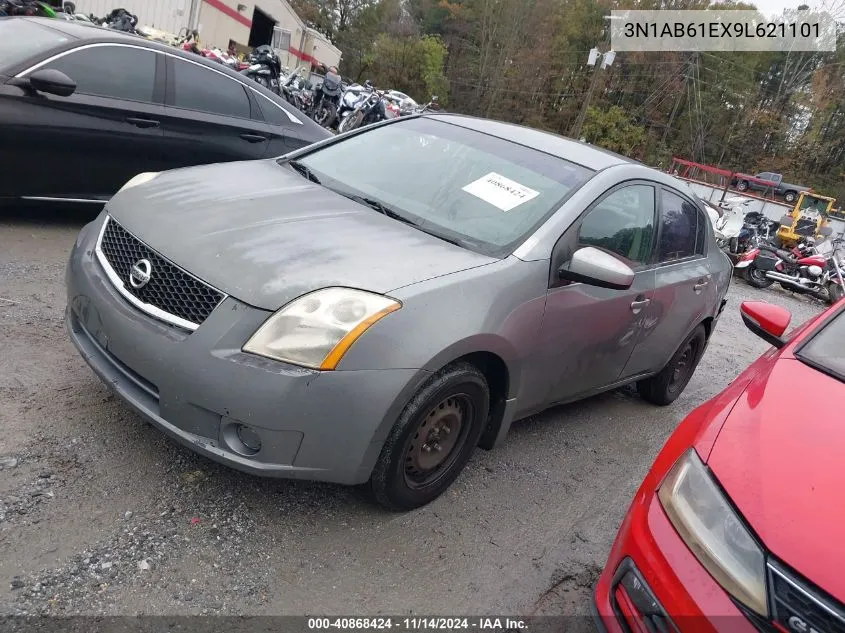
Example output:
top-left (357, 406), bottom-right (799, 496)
top-left (784, 191), bottom-right (797, 203)
top-left (369, 363), bottom-right (489, 511)
top-left (637, 325), bottom-right (707, 406)
top-left (736, 180), bottom-right (749, 191)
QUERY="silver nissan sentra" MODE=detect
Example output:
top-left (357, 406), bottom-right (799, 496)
top-left (66, 114), bottom-right (731, 510)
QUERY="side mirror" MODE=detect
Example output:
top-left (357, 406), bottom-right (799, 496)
top-left (26, 69), bottom-right (77, 97)
top-left (740, 301), bottom-right (791, 348)
top-left (558, 246), bottom-right (635, 290)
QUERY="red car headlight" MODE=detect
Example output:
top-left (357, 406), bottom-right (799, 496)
top-left (658, 449), bottom-right (768, 617)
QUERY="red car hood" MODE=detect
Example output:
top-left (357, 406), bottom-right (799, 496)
top-left (708, 358), bottom-right (845, 603)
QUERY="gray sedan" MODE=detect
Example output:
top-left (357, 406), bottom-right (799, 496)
top-left (66, 114), bottom-right (732, 510)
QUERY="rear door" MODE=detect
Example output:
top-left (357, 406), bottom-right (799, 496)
top-left (158, 56), bottom-right (271, 169)
top-left (3, 43), bottom-right (167, 201)
top-left (249, 89), bottom-right (315, 155)
top-left (624, 186), bottom-right (712, 377)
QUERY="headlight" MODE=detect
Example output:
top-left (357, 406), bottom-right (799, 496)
top-left (117, 172), bottom-right (159, 193)
top-left (242, 288), bottom-right (401, 370)
top-left (658, 449), bottom-right (768, 616)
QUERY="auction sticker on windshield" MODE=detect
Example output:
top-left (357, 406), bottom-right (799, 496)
top-left (462, 172), bottom-right (540, 212)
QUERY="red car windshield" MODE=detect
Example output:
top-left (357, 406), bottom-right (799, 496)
top-left (795, 306), bottom-right (845, 382)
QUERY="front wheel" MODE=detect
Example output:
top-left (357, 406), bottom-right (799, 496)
top-left (743, 264), bottom-right (774, 288)
top-left (637, 325), bottom-right (707, 406)
top-left (338, 110), bottom-right (363, 133)
top-left (368, 363), bottom-right (489, 511)
top-left (828, 282), bottom-right (844, 304)
top-left (314, 101), bottom-right (337, 128)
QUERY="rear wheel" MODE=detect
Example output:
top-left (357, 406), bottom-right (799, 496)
top-left (743, 264), bottom-right (774, 288)
top-left (784, 191), bottom-right (797, 203)
top-left (828, 282), bottom-right (844, 304)
top-left (736, 180), bottom-right (749, 192)
top-left (637, 325), bottom-right (707, 406)
top-left (369, 363), bottom-right (489, 511)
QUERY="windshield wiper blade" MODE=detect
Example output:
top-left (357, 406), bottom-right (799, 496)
top-left (288, 160), bottom-right (321, 184)
top-left (347, 194), bottom-right (419, 226)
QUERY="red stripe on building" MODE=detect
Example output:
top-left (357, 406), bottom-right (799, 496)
top-left (202, 0), bottom-right (252, 28)
top-left (288, 46), bottom-right (317, 65)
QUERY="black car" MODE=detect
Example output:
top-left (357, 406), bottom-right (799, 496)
top-left (0, 17), bottom-right (331, 206)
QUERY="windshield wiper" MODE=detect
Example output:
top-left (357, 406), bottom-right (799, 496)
top-left (342, 193), bottom-right (420, 227)
top-left (288, 160), bottom-right (321, 184)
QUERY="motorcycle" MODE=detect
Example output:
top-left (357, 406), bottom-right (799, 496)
top-left (713, 197), bottom-right (752, 251)
top-left (337, 86), bottom-right (389, 133)
top-left (735, 233), bottom-right (843, 303)
top-left (310, 70), bottom-right (343, 128)
top-left (240, 45), bottom-right (282, 95)
top-left (336, 82), bottom-right (370, 129)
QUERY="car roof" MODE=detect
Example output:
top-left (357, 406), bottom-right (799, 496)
top-left (425, 113), bottom-right (636, 172)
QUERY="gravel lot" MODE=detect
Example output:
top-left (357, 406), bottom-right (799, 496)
top-left (0, 207), bottom-right (824, 619)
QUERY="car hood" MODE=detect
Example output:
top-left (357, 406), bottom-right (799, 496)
top-left (707, 358), bottom-right (845, 602)
top-left (106, 160), bottom-right (496, 310)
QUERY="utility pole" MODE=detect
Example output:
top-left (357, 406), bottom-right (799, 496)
top-left (570, 15), bottom-right (617, 140)
top-left (570, 47), bottom-right (616, 139)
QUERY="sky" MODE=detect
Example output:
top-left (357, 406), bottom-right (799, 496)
top-left (749, 0), bottom-right (839, 18)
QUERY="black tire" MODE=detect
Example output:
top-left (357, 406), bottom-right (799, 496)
top-left (338, 110), bottom-right (362, 133)
top-left (829, 282), bottom-right (844, 304)
top-left (743, 264), bottom-right (774, 288)
top-left (637, 325), bottom-right (707, 406)
top-left (369, 363), bottom-right (489, 511)
top-left (784, 191), bottom-right (797, 203)
top-left (736, 180), bottom-right (749, 192)
top-left (314, 102), bottom-right (337, 128)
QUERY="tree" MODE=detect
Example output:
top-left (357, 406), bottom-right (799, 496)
top-left (582, 106), bottom-right (646, 156)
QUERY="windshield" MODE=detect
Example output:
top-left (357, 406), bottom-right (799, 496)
top-left (287, 117), bottom-right (594, 257)
top-left (0, 19), bottom-right (73, 72)
top-left (796, 307), bottom-right (845, 382)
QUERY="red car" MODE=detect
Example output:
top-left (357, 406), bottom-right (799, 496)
top-left (594, 299), bottom-right (845, 633)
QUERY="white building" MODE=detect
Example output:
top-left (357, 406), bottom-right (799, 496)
top-left (74, 0), bottom-right (342, 71)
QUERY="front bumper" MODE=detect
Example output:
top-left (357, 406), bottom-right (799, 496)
top-left (66, 218), bottom-right (429, 485)
top-left (594, 492), bottom-right (758, 633)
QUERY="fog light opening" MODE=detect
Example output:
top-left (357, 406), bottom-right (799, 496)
top-left (222, 422), bottom-right (262, 457)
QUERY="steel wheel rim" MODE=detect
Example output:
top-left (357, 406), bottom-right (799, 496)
top-left (668, 340), bottom-right (698, 394)
top-left (403, 394), bottom-right (474, 490)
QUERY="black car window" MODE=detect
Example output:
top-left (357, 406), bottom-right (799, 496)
top-left (42, 45), bottom-right (156, 103)
top-left (578, 185), bottom-right (656, 268)
top-left (171, 59), bottom-right (250, 119)
top-left (0, 19), bottom-right (74, 72)
top-left (658, 190), bottom-right (699, 262)
top-left (254, 93), bottom-right (296, 126)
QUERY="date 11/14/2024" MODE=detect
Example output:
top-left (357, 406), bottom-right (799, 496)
top-left (307, 617), bottom-right (528, 630)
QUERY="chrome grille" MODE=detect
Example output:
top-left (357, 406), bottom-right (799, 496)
top-left (769, 561), bottom-right (845, 633)
top-left (96, 217), bottom-right (225, 330)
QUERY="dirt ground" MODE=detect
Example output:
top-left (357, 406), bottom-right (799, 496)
top-left (0, 206), bottom-right (824, 618)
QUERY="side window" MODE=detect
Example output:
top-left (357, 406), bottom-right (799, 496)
top-left (171, 59), bottom-right (250, 119)
top-left (658, 190), bottom-right (699, 262)
top-left (43, 46), bottom-right (156, 103)
top-left (757, 172), bottom-right (773, 180)
top-left (578, 185), bottom-right (656, 267)
top-left (254, 93), bottom-right (298, 126)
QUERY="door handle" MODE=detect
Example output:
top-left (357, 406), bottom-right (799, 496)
top-left (240, 133), bottom-right (267, 143)
top-left (630, 298), bottom-right (651, 314)
top-left (694, 280), bottom-right (710, 293)
top-left (125, 117), bottom-right (160, 128)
